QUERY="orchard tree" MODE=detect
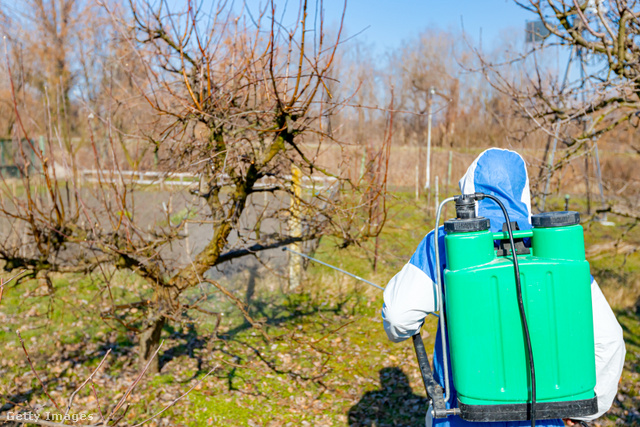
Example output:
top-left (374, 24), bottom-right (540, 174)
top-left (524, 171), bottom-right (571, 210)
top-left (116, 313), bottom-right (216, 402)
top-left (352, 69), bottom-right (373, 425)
top-left (0, 0), bottom-right (390, 372)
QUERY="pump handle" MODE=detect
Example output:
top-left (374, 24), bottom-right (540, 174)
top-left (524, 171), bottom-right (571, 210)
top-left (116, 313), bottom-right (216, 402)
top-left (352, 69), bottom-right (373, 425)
top-left (412, 333), bottom-right (452, 418)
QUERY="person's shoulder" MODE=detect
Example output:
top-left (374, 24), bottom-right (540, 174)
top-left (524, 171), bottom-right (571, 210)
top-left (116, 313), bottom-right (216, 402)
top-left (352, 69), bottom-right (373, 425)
top-left (409, 226), bottom-right (444, 268)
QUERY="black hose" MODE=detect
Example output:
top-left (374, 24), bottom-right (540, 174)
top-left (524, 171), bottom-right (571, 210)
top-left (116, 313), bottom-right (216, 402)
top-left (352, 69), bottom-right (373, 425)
top-left (479, 193), bottom-right (536, 427)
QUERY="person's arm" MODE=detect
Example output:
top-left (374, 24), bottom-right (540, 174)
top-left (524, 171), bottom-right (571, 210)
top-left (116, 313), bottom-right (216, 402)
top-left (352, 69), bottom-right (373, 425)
top-left (572, 278), bottom-right (626, 421)
top-left (381, 262), bottom-right (437, 342)
top-left (382, 229), bottom-right (443, 342)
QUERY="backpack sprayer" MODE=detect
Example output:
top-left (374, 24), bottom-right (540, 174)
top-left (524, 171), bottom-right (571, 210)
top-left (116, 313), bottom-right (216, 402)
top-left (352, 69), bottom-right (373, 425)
top-left (413, 193), bottom-right (597, 426)
top-left (285, 192), bottom-right (598, 426)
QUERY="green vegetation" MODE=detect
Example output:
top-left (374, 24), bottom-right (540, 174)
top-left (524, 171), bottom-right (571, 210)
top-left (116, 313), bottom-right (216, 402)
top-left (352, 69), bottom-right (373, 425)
top-left (0, 191), bottom-right (638, 426)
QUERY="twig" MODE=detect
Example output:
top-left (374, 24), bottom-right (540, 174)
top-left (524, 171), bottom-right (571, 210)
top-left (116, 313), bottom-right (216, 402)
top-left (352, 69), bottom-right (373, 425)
top-left (311, 317), bottom-right (358, 344)
top-left (203, 279), bottom-right (271, 342)
top-left (131, 364), bottom-right (219, 426)
top-left (0, 270), bottom-right (28, 294)
top-left (90, 380), bottom-right (105, 424)
top-left (16, 331), bottom-right (62, 413)
top-left (191, 306), bottom-right (223, 335)
top-left (62, 349), bottom-right (111, 423)
top-left (105, 340), bottom-right (164, 425)
top-left (108, 404), bottom-right (131, 426)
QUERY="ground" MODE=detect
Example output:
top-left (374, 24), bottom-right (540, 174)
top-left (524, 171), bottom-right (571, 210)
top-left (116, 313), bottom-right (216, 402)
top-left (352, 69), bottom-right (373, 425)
top-left (0, 190), bottom-right (638, 426)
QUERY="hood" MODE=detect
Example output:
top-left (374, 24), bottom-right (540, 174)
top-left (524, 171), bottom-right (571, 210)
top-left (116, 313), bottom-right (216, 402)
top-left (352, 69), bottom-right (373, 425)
top-left (458, 148), bottom-right (532, 232)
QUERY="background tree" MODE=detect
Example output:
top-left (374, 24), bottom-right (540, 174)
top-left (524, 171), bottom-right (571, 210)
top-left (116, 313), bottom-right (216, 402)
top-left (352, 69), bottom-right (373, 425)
top-left (0, 0), bottom-right (110, 139)
top-left (477, 0), bottom-right (640, 213)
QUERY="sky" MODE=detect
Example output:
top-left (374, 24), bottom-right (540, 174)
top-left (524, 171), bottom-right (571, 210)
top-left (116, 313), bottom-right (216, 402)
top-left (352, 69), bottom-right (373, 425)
top-left (239, 0), bottom-right (537, 56)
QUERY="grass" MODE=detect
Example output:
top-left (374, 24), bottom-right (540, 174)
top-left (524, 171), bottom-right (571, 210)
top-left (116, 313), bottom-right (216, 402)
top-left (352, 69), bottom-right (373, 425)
top-left (609, 310), bottom-right (640, 424)
top-left (0, 190), bottom-right (638, 426)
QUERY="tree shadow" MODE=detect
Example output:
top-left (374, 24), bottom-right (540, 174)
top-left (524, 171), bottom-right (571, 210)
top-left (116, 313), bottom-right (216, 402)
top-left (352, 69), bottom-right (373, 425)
top-left (348, 367), bottom-right (427, 427)
top-left (219, 290), bottom-right (356, 340)
top-left (615, 309), bottom-right (640, 349)
top-left (244, 265), bottom-right (258, 305)
top-left (158, 285), bottom-right (362, 384)
top-left (160, 323), bottom-right (207, 374)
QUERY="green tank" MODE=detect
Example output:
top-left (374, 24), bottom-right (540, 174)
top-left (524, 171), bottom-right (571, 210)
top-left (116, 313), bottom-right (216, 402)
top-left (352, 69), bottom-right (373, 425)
top-left (443, 210), bottom-right (597, 421)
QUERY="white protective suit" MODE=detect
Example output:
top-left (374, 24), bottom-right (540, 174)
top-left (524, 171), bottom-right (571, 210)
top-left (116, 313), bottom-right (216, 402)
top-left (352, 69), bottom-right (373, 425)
top-left (382, 148), bottom-right (625, 425)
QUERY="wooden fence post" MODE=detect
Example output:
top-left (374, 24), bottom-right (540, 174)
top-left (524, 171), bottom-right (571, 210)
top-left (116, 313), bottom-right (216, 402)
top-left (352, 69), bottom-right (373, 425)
top-left (435, 175), bottom-right (439, 213)
top-left (447, 151), bottom-right (453, 188)
top-left (415, 163), bottom-right (419, 201)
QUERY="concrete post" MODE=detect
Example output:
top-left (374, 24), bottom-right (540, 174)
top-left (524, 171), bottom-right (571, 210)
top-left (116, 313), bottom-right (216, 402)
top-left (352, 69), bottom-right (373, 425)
top-left (425, 86), bottom-right (435, 190)
top-left (289, 165), bottom-right (303, 290)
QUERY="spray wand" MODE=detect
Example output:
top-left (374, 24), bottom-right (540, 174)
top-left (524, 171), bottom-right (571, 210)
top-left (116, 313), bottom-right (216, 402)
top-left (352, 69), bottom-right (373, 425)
top-left (282, 247), bottom-right (383, 291)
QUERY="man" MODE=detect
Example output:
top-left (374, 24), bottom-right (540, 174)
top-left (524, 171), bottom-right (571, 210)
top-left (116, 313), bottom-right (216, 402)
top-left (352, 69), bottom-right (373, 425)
top-left (382, 148), bottom-right (625, 426)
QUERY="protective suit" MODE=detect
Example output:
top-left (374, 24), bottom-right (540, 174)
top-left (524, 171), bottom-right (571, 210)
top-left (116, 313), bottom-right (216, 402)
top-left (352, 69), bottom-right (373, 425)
top-left (382, 148), bottom-right (625, 426)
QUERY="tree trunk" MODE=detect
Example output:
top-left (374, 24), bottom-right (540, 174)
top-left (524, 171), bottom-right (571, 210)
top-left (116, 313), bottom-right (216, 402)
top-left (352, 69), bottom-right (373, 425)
top-left (139, 316), bottom-right (165, 374)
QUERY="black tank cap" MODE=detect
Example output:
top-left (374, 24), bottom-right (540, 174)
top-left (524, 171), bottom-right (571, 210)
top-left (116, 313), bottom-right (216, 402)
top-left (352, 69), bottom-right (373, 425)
top-left (531, 211), bottom-right (580, 228)
top-left (444, 217), bottom-right (491, 233)
top-left (454, 194), bottom-right (477, 219)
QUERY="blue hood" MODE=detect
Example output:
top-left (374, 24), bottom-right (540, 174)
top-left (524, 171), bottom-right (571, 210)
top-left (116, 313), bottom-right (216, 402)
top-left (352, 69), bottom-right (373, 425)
top-left (458, 148), bottom-right (532, 232)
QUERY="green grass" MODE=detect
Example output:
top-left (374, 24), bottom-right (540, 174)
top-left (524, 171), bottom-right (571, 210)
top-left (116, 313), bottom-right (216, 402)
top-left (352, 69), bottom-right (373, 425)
top-left (170, 207), bottom-right (198, 225)
top-left (0, 190), bottom-right (638, 426)
top-left (604, 309), bottom-right (640, 425)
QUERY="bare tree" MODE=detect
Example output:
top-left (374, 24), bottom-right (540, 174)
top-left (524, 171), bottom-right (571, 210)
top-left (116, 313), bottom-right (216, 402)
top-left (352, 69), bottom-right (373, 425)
top-left (475, 1), bottom-right (640, 213)
top-left (521, 0), bottom-right (640, 141)
top-left (0, 0), bottom-right (390, 373)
